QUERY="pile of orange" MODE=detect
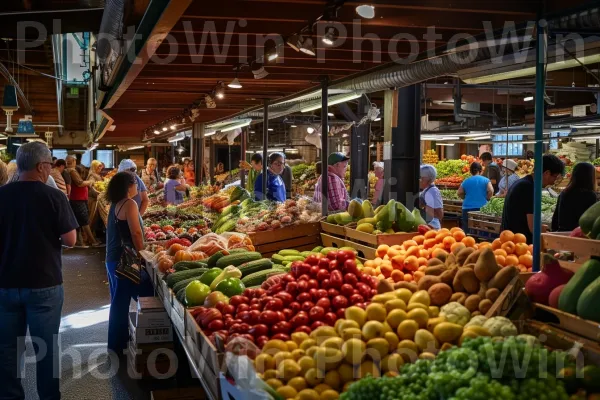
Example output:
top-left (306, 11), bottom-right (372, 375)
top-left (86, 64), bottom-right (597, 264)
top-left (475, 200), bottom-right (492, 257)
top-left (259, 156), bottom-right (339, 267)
top-left (482, 230), bottom-right (533, 272)
top-left (362, 228), bottom-right (534, 282)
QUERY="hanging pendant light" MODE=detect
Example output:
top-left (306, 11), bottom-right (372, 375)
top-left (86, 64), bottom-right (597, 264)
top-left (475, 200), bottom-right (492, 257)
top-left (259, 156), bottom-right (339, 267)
top-left (2, 85), bottom-right (18, 134)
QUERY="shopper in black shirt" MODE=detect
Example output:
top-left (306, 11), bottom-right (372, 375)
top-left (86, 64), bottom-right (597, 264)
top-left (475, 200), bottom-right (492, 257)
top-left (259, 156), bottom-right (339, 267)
top-left (481, 152), bottom-right (502, 194)
top-left (0, 142), bottom-right (78, 400)
top-left (552, 162), bottom-right (598, 232)
top-left (501, 154), bottom-right (565, 243)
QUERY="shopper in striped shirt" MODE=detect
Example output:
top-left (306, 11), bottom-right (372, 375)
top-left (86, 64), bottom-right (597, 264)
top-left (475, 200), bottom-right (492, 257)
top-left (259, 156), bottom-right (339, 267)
top-left (314, 152), bottom-right (350, 212)
top-left (496, 159), bottom-right (520, 197)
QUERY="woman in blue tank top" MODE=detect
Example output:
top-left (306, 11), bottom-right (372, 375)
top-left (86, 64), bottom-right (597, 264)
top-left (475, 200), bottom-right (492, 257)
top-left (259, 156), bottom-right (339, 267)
top-left (458, 162), bottom-right (493, 233)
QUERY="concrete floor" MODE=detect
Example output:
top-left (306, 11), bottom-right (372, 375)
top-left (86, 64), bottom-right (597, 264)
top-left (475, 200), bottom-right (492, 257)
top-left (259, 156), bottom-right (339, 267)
top-left (19, 248), bottom-right (199, 400)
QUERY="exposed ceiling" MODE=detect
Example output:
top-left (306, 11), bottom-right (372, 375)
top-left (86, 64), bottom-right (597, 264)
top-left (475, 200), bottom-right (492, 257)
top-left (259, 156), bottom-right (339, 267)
top-left (103, 0), bottom-right (596, 143)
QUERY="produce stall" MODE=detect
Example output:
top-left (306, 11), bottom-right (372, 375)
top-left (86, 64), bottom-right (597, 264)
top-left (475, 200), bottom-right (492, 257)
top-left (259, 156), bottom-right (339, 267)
top-left (135, 222), bottom-right (600, 400)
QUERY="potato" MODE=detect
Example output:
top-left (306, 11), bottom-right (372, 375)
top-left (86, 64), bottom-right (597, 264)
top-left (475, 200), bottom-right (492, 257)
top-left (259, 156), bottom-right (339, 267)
top-left (463, 250), bottom-right (481, 266)
top-left (427, 258), bottom-right (444, 267)
top-left (456, 247), bottom-right (475, 266)
top-left (456, 268), bottom-right (479, 294)
top-left (440, 267), bottom-right (458, 286)
top-left (478, 299), bottom-right (493, 315)
top-left (417, 275), bottom-right (442, 291)
top-left (377, 279), bottom-right (394, 294)
top-left (394, 281), bottom-right (418, 292)
top-left (428, 283), bottom-right (453, 306)
top-left (450, 292), bottom-right (467, 305)
top-left (464, 295), bottom-right (481, 312)
top-left (485, 288), bottom-right (500, 302)
top-left (488, 266), bottom-right (519, 291)
top-left (425, 265), bottom-right (446, 276)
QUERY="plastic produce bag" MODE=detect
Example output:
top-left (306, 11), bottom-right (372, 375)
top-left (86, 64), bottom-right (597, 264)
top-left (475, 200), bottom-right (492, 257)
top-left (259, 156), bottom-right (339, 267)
top-left (188, 232), bottom-right (228, 255)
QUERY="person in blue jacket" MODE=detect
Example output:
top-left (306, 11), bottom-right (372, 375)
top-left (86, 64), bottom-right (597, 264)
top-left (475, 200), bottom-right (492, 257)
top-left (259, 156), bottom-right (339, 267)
top-left (254, 152), bottom-right (287, 202)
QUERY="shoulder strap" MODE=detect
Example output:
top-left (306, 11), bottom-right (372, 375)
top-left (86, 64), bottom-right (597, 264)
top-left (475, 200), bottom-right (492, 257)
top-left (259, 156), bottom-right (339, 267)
top-left (115, 198), bottom-right (133, 219)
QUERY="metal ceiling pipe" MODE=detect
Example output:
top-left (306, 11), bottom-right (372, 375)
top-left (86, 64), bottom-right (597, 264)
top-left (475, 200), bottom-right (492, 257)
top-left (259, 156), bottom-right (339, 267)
top-left (51, 35), bottom-right (64, 137)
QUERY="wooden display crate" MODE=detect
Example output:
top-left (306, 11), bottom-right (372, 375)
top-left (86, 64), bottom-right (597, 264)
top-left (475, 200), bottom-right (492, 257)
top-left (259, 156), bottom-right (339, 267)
top-left (345, 226), bottom-right (417, 247)
top-left (320, 232), bottom-right (377, 259)
top-left (443, 199), bottom-right (463, 217)
top-left (541, 232), bottom-right (600, 272)
top-left (485, 274), bottom-right (529, 318)
top-left (248, 222), bottom-right (321, 257)
top-left (320, 220), bottom-right (346, 237)
top-left (184, 309), bottom-right (226, 377)
top-left (467, 211), bottom-right (501, 238)
top-left (321, 233), bottom-right (347, 249)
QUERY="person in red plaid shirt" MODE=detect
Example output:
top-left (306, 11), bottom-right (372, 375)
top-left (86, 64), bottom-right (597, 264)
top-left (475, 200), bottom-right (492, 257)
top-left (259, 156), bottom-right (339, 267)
top-left (314, 152), bottom-right (350, 212)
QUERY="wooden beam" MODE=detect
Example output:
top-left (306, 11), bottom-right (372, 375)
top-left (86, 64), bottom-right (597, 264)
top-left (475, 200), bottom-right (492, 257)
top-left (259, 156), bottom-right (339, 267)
top-left (100, 0), bottom-right (192, 109)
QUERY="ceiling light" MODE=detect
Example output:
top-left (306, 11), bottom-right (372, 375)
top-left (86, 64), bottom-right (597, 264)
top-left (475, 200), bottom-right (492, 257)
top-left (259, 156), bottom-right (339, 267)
top-left (170, 125), bottom-right (176, 130)
top-left (268, 128), bottom-right (274, 131)
top-left (322, 27), bottom-right (338, 45)
top-left (250, 130), bottom-right (256, 133)
top-left (374, 117), bottom-right (381, 121)
top-left (437, 143), bottom-right (455, 146)
top-left (204, 130), bottom-right (216, 137)
top-left (328, 112), bottom-right (334, 117)
top-left (291, 125), bottom-right (297, 128)
top-left (356, 5), bottom-right (375, 19)
top-left (252, 65), bottom-right (269, 80)
top-left (215, 82), bottom-right (225, 99)
top-left (465, 135), bottom-right (491, 141)
top-left (138, 109), bottom-right (147, 112)
top-left (266, 47), bottom-right (279, 62)
top-left (162, 127), bottom-right (168, 131)
top-left (228, 77), bottom-right (242, 89)
top-left (300, 38), bottom-right (315, 56)
top-left (287, 34), bottom-right (302, 52)
top-left (128, 145), bottom-right (144, 150)
top-left (524, 96), bottom-right (534, 101)
top-left (301, 92), bottom-right (363, 112)
top-left (153, 130), bottom-right (160, 134)
top-left (307, 126), bottom-right (315, 134)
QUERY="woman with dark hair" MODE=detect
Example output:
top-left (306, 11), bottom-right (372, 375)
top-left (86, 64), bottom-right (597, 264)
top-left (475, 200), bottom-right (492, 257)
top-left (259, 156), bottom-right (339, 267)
top-left (552, 162), bottom-right (598, 232)
top-left (254, 152), bottom-right (286, 202)
top-left (104, 172), bottom-right (153, 353)
top-left (458, 162), bottom-right (494, 231)
top-left (164, 166), bottom-right (188, 205)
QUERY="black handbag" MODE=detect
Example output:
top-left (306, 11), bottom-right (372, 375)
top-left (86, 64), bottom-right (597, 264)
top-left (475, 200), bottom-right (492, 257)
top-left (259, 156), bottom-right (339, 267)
top-left (114, 200), bottom-right (143, 284)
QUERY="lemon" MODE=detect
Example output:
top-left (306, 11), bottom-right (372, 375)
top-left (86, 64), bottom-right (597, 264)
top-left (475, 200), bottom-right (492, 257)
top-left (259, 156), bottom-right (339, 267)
top-left (287, 376), bottom-right (307, 392)
top-left (276, 385), bottom-right (297, 399)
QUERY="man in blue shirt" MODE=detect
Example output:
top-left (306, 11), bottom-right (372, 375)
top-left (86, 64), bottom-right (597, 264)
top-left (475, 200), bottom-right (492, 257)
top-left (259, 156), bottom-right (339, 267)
top-left (254, 153), bottom-right (287, 202)
top-left (118, 159), bottom-right (149, 214)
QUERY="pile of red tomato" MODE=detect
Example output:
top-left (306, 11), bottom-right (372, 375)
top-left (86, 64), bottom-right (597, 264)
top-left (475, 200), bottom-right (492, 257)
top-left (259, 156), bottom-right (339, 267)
top-left (190, 249), bottom-right (378, 348)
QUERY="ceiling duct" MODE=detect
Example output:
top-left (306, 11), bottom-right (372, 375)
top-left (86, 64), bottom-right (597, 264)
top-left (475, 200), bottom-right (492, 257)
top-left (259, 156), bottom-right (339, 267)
top-left (96, 0), bottom-right (125, 90)
top-left (453, 80), bottom-right (498, 123)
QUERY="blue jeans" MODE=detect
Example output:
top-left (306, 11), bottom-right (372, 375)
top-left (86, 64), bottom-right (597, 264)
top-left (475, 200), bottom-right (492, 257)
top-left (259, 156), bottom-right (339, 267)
top-left (0, 285), bottom-right (64, 400)
top-left (105, 261), bottom-right (154, 354)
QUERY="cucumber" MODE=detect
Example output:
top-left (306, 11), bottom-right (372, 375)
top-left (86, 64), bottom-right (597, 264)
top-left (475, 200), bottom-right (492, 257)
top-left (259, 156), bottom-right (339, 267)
top-left (282, 255), bottom-right (305, 262)
top-left (238, 259), bottom-right (273, 277)
top-left (173, 261), bottom-right (208, 272)
top-left (216, 252), bottom-right (263, 268)
top-left (278, 249), bottom-right (300, 256)
top-left (272, 254), bottom-right (285, 263)
top-left (166, 268), bottom-right (208, 288)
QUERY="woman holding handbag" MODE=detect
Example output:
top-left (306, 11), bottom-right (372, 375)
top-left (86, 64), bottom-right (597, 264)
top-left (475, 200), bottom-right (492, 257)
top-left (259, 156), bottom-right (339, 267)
top-left (104, 172), bottom-right (154, 353)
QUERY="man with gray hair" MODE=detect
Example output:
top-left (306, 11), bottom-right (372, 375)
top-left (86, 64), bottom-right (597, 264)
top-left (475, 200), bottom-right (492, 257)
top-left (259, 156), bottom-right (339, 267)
top-left (418, 164), bottom-right (444, 229)
top-left (118, 159), bottom-right (149, 214)
top-left (0, 142), bottom-right (78, 400)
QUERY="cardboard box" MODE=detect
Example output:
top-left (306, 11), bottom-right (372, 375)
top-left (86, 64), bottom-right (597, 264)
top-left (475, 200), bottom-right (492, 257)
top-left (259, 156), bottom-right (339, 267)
top-left (138, 296), bottom-right (164, 313)
top-left (129, 314), bottom-right (173, 345)
top-left (137, 311), bottom-right (170, 329)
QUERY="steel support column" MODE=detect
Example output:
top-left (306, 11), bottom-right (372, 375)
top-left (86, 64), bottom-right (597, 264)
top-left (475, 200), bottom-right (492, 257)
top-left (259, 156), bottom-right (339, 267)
top-left (241, 128), bottom-right (247, 188)
top-left (533, 19), bottom-right (548, 272)
top-left (262, 99), bottom-right (269, 198)
top-left (209, 138), bottom-right (215, 185)
top-left (192, 122), bottom-right (204, 186)
top-left (350, 96), bottom-right (370, 199)
top-left (384, 85), bottom-right (421, 207)
top-left (321, 78), bottom-right (329, 215)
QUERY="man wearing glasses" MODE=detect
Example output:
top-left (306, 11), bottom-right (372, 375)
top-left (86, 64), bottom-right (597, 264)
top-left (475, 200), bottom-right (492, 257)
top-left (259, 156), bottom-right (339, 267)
top-left (501, 154), bottom-right (565, 243)
top-left (0, 142), bottom-right (78, 400)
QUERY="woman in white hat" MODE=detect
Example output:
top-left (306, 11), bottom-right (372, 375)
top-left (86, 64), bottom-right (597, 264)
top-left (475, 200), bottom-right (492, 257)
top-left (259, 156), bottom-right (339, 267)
top-left (372, 161), bottom-right (384, 206)
top-left (496, 159), bottom-right (519, 197)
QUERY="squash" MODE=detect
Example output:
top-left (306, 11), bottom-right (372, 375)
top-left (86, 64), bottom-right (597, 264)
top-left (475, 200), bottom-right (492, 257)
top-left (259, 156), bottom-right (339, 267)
top-left (577, 276), bottom-right (600, 322)
top-left (174, 250), bottom-right (195, 263)
top-left (548, 284), bottom-right (565, 309)
top-left (525, 254), bottom-right (573, 305)
top-left (167, 243), bottom-right (187, 256)
top-left (558, 257), bottom-right (600, 314)
top-left (157, 256), bottom-right (174, 273)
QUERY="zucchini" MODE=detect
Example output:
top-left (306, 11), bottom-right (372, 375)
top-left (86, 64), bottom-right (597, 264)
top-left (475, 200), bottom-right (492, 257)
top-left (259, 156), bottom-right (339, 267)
top-left (207, 250), bottom-right (227, 267)
top-left (173, 261), bottom-right (208, 272)
top-left (272, 254), bottom-right (285, 263)
top-left (282, 255), bottom-right (305, 262)
top-left (278, 249), bottom-right (300, 256)
top-left (238, 259), bottom-right (273, 277)
top-left (216, 219), bottom-right (236, 234)
top-left (272, 264), bottom-right (285, 270)
top-left (176, 287), bottom-right (187, 305)
top-left (172, 276), bottom-right (205, 294)
top-left (166, 268), bottom-right (208, 288)
top-left (228, 248), bottom-right (248, 254)
top-left (241, 269), bottom-right (277, 286)
top-left (216, 252), bottom-right (262, 268)
top-left (300, 251), bottom-right (313, 258)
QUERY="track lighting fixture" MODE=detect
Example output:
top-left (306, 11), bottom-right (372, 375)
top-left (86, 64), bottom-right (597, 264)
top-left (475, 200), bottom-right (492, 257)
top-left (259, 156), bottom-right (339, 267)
top-left (228, 77), bottom-right (242, 89)
top-left (300, 38), bottom-right (315, 56)
top-left (322, 27), bottom-right (338, 45)
top-left (266, 47), bottom-right (279, 62)
top-left (287, 34), bottom-right (302, 52)
top-left (215, 82), bottom-right (225, 99)
top-left (162, 127), bottom-right (168, 131)
top-left (153, 130), bottom-right (160, 134)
